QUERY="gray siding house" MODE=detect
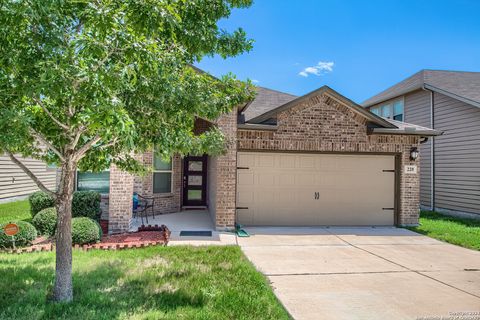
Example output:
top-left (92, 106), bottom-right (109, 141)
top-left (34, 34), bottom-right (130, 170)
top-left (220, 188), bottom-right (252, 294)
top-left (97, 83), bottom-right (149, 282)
top-left (363, 70), bottom-right (480, 217)
top-left (0, 154), bottom-right (57, 202)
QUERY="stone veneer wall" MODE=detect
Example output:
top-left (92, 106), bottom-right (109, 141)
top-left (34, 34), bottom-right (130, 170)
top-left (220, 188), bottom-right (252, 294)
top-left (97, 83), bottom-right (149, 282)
top-left (237, 93), bottom-right (421, 226)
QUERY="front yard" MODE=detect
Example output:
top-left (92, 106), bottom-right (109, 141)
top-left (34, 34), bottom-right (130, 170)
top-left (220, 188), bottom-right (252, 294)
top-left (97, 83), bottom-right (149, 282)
top-left (0, 200), bottom-right (289, 319)
top-left (0, 246), bottom-right (289, 320)
top-left (0, 199), bottom-right (31, 224)
top-left (407, 210), bottom-right (480, 250)
top-left (1, 199), bottom-right (479, 319)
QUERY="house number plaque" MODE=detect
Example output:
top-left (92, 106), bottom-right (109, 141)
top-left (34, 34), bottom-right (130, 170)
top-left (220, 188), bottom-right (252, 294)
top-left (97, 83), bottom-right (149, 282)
top-left (405, 165), bottom-right (417, 174)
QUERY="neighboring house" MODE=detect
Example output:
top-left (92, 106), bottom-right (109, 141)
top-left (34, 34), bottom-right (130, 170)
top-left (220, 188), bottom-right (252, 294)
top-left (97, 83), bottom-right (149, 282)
top-left (0, 154), bottom-right (56, 202)
top-left (363, 70), bottom-right (480, 217)
top-left (74, 84), bottom-right (439, 234)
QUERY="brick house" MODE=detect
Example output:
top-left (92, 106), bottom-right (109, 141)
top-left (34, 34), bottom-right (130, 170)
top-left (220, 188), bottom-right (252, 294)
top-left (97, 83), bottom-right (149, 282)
top-left (77, 85), bottom-right (440, 234)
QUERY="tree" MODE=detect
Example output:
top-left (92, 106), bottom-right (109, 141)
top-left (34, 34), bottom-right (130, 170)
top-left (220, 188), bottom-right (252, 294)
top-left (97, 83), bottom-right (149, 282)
top-left (0, 0), bottom-right (254, 302)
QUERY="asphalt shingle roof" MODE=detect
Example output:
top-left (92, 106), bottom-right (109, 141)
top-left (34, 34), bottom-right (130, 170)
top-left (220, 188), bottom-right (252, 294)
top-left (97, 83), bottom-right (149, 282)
top-left (362, 70), bottom-right (480, 108)
top-left (242, 87), bottom-right (297, 122)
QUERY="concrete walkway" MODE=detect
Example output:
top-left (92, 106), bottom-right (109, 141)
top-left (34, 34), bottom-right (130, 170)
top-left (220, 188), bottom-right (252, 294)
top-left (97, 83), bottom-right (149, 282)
top-left (130, 210), bottom-right (237, 245)
top-left (239, 227), bottom-right (480, 320)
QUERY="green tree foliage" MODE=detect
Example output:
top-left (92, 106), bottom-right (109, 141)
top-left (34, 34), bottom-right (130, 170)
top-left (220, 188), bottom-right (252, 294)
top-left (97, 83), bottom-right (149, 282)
top-left (0, 0), bottom-right (254, 302)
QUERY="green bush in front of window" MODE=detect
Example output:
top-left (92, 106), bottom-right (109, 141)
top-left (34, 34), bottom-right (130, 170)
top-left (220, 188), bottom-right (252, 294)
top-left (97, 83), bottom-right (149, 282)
top-left (29, 191), bottom-right (55, 217)
top-left (29, 190), bottom-right (101, 221)
top-left (72, 191), bottom-right (101, 221)
top-left (32, 207), bottom-right (57, 237)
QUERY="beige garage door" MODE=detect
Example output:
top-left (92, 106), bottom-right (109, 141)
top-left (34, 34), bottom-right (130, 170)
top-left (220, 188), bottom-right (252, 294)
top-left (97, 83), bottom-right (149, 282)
top-left (236, 152), bottom-right (396, 226)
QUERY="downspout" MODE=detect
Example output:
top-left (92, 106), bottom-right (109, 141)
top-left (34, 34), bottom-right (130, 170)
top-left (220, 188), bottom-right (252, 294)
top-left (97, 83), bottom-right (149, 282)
top-left (423, 86), bottom-right (435, 210)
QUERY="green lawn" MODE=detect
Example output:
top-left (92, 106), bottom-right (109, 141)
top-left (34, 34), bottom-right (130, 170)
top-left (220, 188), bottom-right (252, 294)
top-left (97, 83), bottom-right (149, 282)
top-left (0, 200), bottom-right (289, 319)
top-left (0, 246), bottom-right (289, 320)
top-left (408, 210), bottom-right (480, 250)
top-left (0, 199), bottom-right (31, 224)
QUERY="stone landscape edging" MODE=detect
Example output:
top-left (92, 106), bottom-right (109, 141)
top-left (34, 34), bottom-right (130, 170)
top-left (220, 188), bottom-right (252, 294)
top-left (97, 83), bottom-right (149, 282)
top-left (0, 225), bottom-right (170, 254)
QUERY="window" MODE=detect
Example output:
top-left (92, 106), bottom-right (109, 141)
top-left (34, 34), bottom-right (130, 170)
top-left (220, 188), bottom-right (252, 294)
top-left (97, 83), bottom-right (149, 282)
top-left (153, 152), bottom-right (172, 194)
top-left (369, 98), bottom-right (404, 121)
top-left (77, 171), bottom-right (110, 194)
top-left (393, 100), bottom-right (403, 121)
top-left (381, 104), bottom-right (391, 118)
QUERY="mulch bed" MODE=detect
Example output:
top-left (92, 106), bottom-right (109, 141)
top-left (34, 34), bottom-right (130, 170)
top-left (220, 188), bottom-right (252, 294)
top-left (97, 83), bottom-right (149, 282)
top-left (1, 225), bottom-right (170, 254)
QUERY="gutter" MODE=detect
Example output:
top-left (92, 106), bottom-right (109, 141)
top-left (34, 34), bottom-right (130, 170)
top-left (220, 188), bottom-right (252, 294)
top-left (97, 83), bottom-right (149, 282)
top-left (370, 128), bottom-right (442, 136)
top-left (237, 123), bottom-right (278, 131)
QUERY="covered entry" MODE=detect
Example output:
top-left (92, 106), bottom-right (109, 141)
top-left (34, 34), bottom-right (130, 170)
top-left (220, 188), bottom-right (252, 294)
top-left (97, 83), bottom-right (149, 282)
top-left (236, 152), bottom-right (396, 226)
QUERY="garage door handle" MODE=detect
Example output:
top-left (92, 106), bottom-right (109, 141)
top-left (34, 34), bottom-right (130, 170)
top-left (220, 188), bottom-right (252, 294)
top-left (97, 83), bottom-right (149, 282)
top-left (382, 169), bottom-right (395, 172)
top-left (236, 207), bottom-right (249, 210)
top-left (237, 167), bottom-right (249, 170)
top-left (382, 208), bottom-right (395, 210)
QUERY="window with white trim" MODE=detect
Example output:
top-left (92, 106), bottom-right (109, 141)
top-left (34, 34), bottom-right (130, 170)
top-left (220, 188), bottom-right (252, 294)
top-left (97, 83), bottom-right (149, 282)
top-left (153, 152), bottom-right (172, 194)
top-left (370, 98), bottom-right (404, 121)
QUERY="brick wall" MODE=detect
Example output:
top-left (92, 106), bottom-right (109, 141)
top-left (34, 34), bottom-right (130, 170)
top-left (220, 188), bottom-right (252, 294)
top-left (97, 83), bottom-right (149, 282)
top-left (100, 195), bottom-right (109, 220)
top-left (237, 93), bottom-right (421, 226)
top-left (108, 164), bottom-right (134, 233)
top-left (136, 153), bottom-right (182, 215)
top-left (212, 109), bottom-right (238, 230)
top-left (206, 155), bottom-right (218, 224)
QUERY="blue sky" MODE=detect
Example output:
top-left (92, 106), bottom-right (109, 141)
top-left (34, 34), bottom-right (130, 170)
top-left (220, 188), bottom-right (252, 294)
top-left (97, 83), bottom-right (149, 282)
top-left (197, 0), bottom-right (480, 103)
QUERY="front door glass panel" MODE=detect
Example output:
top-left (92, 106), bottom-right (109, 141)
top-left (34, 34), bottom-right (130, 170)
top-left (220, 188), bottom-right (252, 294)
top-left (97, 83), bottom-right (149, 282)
top-left (183, 156), bottom-right (207, 206)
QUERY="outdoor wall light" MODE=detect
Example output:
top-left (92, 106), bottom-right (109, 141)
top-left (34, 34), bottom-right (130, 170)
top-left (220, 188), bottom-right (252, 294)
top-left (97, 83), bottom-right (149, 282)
top-left (410, 147), bottom-right (419, 161)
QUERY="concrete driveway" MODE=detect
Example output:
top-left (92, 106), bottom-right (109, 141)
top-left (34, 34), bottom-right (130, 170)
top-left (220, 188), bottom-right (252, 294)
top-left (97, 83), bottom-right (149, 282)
top-left (238, 227), bottom-right (480, 320)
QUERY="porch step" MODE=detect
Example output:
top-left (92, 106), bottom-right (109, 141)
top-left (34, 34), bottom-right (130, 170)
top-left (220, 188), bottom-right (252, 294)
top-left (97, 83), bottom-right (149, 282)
top-left (182, 206), bottom-right (207, 211)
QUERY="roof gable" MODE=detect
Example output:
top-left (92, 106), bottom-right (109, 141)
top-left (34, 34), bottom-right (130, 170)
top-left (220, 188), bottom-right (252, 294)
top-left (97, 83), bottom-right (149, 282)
top-left (248, 86), bottom-right (397, 128)
top-left (363, 70), bottom-right (480, 108)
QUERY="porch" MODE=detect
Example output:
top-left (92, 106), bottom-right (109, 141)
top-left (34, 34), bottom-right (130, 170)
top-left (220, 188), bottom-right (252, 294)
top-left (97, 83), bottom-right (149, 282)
top-left (107, 114), bottom-right (238, 234)
top-left (129, 210), bottom-right (237, 245)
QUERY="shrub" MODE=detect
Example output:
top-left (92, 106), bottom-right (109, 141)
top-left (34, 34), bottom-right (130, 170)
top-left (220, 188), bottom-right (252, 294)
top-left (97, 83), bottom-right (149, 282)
top-left (29, 191), bottom-right (55, 217)
top-left (72, 191), bottom-right (101, 221)
top-left (0, 221), bottom-right (37, 248)
top-left (32, 208), bottom-right (57, 237)
top-left (72, 217), bottom-right (101, 245)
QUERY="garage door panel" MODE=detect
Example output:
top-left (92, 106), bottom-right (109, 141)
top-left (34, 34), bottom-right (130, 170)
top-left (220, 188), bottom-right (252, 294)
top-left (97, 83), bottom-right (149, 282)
top-left (279, 155), bottom-right (296, 168)
top-left (257, 173), bottom-right (275, 186)
top-left (237, 189), bottom-right (254, 203)
top-left (237, 172), bottom-right (254, 185)
top-left (237, 208), bottom-right (254, 225)
top-left (295, 174), bottom-right (315, 186)
top-left (279, 174), bottom-right (295, 186)
top-left (257, 154), bottom-right (275, 167)
top-left (237, 153), bottom-right (255, 167)
top-left (236, 152), bottom-right (395, 226)
top-left (298, 156), bottom-right (315, 169)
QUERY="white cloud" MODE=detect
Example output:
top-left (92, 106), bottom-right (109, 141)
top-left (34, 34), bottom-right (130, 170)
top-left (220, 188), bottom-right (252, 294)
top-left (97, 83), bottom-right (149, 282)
top-left (298, 61), bottom-right (334, 77)
top-left (251, 79), bottom-right (260, 84)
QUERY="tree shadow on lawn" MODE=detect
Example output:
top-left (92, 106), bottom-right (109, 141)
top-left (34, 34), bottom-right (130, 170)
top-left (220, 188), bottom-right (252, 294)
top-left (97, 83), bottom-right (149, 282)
top-left (0, 253), bottom-right (206, 320)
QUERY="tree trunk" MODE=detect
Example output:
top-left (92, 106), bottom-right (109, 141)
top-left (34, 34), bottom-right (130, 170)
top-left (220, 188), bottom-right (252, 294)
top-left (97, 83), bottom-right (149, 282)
top-left (52, 160), bottom-right (76, 302)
